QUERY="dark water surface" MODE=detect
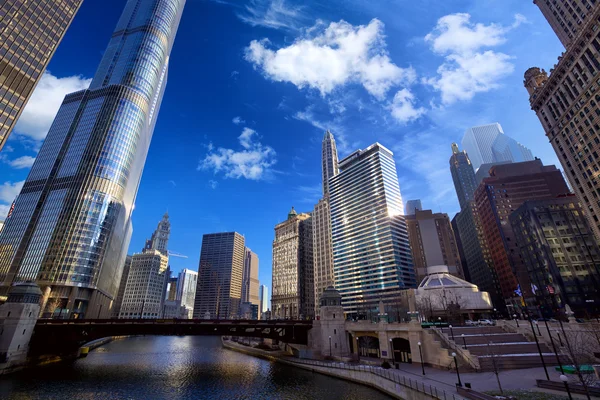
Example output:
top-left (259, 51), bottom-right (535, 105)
top-left (0, 336), bottom-right (392, 399)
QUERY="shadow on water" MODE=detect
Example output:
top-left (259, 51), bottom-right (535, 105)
top-left (0, 336), bottom-right (393, 400)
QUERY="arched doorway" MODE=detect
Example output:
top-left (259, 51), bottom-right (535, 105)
top-left (391, 338), bottom-right (412, 363)
top-left (358, 335), bottom-right (380, 358)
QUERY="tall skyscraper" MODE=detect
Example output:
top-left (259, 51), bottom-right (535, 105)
top-left (111, 255), bottom-right (132, 318)
top-left (405, 209), bottom-right (463, 281)
top-left (0, 0), bottom-right (186, 318)
top-left (259, 284), bottom-right (268, 313)
top-left (166, 277), bottom-right (178, 301)
top-left (511, 195), bottom-right (600, 317)
top-left (474, 160), bottom-right (570, 308)
top-left (175, 269), bottom-right (197, 319)
top-left (193, 232), bottom-right (245, 319)
top-left (118, 249), bottom-right (169, 319)
top-left (405, 200), bottom-right (422, 216)
top-left (272, 208), bottom-right (314, 319)
top-left (450, 143), bottom-right (478, 210)
top-left (449, 144), bottom-right (504, 310)
top-left (241, 248), bottom-right (260, 312)
top-left (144, 212), bottom-right (170, 255)
top-left (322, 130), bottom-right (339, 197)
top-left (0, 0), bottom-right (83, 150)
top-left (312, 130), bottom-right (339, 316)
top-left (461, 123), bottom-right (534, 171)
top-left (330, 143), bottom-right (415, 315)
top-left (525, 1), bottom-right (600, 241)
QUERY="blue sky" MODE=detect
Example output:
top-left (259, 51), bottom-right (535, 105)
top-left (0, 0), bottom-right (564, 292)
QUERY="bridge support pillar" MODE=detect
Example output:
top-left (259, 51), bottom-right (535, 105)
top-left (0, 282), bottom-right (42, 374)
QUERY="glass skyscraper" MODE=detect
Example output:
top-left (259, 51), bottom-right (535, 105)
top-left (461, 123), bottom-right (534, 172)
top-left (329, 143), bottom-right (415, 315)
top-left (0, 0), bottom-right (186, 318)
top-left (0, 0), bottom-right (83, 150)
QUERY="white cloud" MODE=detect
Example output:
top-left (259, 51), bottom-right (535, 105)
top-left (389, 89), bottom-right (426, 123)
top-left (237, 0), bottom-right (308, 31)
top-left (293, 107), bottom-right (351, 153)
top-left (199, 127), bottom-right (276, 180)
top-left (209, 180), bottom-right (219, 189)
top-left (424, 13), bottom-right (522, 104)
top-left (232, 116), bottom-right (246, 125)
top-left (14, 72), bottom-right (91, 141)
top-left (8, 156), bottom-right (36, 169)
top-left (0, 180), bottom-right (24, 218)
top-left (245, 19), bottom-right (415, 99)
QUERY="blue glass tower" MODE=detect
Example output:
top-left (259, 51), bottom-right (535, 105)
top-left (0, 0), bottom-right (186, 318)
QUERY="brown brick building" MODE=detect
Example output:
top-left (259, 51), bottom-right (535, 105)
top-left (474, 161), bottom-right (570, 308)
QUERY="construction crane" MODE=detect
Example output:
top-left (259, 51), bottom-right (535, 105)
top-left (167, 250), bottom-right (188, 259)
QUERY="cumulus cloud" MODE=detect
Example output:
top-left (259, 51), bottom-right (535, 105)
top-left (14, 72), bottom-right (91, 141)
top-left (8, 156), bottom-right (36, 169)
top-left (208, 180), bottom-right (218, 189)
top-left (389, 89), bottom-right (426, 123)
top-left (424, 13), bottom-right (522, 104)
top-left (199, 128), bottom-right (276, 180)
top-left (232, 116), bottom-right (245, 125)
top-left (245, 19), bottom-right (416, 99)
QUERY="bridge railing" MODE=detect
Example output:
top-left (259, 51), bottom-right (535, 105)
top-left (430, 327), bottom-right (480, 371)
top-left (284, 358), bottom-right (464, 400)
top-left (35, 318), bottom-right (313, 326)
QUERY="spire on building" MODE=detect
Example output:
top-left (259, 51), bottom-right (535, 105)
top-left (288, 206), bottom-right (297, 219)
top-left (322, 130), bottom-right (339, 197)
top-left (145, 212), bottom-right (171, 255)
top-left (451, 143), bottom-right (460, 154)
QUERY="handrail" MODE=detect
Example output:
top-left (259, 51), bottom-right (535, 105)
top-left (283, 357), bottom-right (464, 400)
top-left (430, 327), bottom-right (481, 370)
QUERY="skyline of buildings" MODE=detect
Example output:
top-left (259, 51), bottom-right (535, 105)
top-left (405, 200), bottom-right (422, 216)
top-left (329, 142), bottom-right (416, 315)
top-left (0, 0), bottom-right (186, 319)
top-left (0, 0), bottom-right (83, 151)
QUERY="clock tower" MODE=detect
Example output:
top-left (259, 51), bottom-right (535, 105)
top-left (144, 212), bottom-right (171, 255)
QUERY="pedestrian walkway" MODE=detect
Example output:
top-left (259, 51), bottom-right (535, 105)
top-left (393, 362), bottom-right (589, 399)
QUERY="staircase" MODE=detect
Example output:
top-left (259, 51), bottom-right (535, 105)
top-left (439, 325), bottom-right (569, 371)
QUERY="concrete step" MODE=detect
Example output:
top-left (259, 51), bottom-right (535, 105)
top-left (441, 326), bottom-right (505, 335)
top-left (465, 343), bottom-right (552, 356)
top-left (448, 333), bottom-right (527, 345)
top-left (477, 354), bottom-right (570, 371)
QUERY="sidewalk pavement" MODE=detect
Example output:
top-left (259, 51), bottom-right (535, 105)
top-left (392, 362), bottom-right (589, 399)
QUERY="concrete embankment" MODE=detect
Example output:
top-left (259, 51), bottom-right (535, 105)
top-left (222, 340), bottom-right (461, 400)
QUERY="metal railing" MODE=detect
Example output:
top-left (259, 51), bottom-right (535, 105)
top-left (283, 357), bottom-right (464, 400)
top-left (430, 327), bottom-right (480, 370)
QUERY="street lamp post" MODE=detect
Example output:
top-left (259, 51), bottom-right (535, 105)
top-left (449, 324), bottom-right (455, 340)
top-left (560, 374), bottom-right (573, 400)
top-left (389, 338), bottom-right (394, 365)
top-left (462, 334), bottom-right (468, 349)
top-left (452, 352), bottom-right (462, 387)
top-left (513, 314), bottom-right (519, 328)
top-left (418, 341), bottom-right (425, 375)
top-left (529, 318), bottom-right (549, 380)
top-left (329, 336), bottom-right (332, 358)
top-left (493, 308), bottom-right (497, 320)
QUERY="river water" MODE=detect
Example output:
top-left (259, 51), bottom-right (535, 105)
top-left (0, 336), bottom-right (392, 399)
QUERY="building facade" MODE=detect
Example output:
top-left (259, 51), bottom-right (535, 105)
top-left (511, 195), bottom-right (600, 317)
top-left (322, 130), bottom-right (339, 197)
top-left (450, 145), bottom-right (504, 311)
top-left (272, 208), bottom-right (314, 319)
top-left (525, 1), bottom-right (600, 241)
top-left (405, 209), bottom-right (463, 281)
top-left (118, 249), bottom-right (169, 319)
top-left (474, 161), bottom-right (570, 307)
top-left (193, 232), bottom-right (245, 319)
top-left (461, 123), bottom-right (533, 172)
top-left (176, 268), bottom-right (197, 318)
top-left (0, 0), bottom-right (83, 150)
top-left (329, 143), bottom-right (416, 316)
top-left (111, 255), bottom-right (132, 318)
top-left (0, 0), bottom-right (186, 319)
top-left (259, 284), bottom-right (268, 313)
top-left (405, 200), bottom-right (422, 216)
top-left (241, 248), bottom-right (259, 316)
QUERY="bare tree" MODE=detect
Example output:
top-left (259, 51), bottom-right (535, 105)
top-left (561, 328), bottom-right (598, 400)
top-left (44, 297), bottom-right (61, 319)
top-left (415, 293), bottom-right (434, 322)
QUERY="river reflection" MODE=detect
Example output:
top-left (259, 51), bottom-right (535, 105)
top-left (0, 336), bottom-right (392, 400)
